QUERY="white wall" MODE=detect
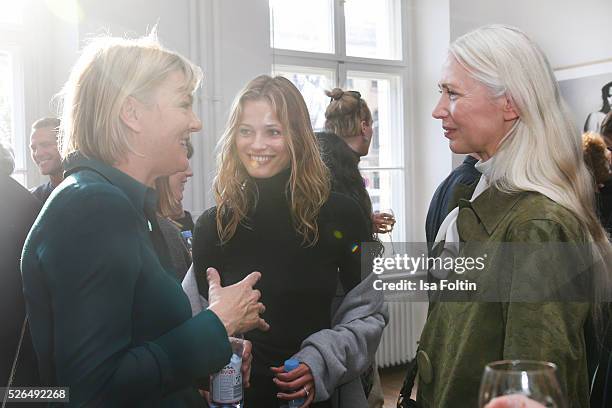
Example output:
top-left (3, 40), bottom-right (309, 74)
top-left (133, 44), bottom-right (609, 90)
top-left (450, 0), bottom-right (612, 68)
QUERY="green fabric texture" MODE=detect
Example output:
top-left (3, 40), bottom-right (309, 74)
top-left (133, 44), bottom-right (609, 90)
top-left (417, 184), bottom-right (591, 408)
top-left (21, 153), bottom-right (231, 407)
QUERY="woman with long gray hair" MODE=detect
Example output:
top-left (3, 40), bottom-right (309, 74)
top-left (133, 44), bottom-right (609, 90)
top-left (416, 25), bottom-right (611, 407)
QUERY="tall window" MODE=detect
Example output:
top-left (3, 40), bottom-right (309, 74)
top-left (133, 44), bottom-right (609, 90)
top-left (0, 2), bottom-right (26, 185)
top-left (270, 0), bottom-right (407, 242)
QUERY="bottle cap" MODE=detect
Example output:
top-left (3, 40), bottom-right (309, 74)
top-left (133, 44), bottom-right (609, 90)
top-left (284, 358), bottom-right (300, 372)
top-left (181, 230), bottom-right (192, 239)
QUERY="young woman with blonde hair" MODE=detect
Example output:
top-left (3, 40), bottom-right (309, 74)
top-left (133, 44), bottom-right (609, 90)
top-left (193, 75), bottom-right (386, 408)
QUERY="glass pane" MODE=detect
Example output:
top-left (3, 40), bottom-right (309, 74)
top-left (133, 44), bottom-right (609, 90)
top-left (269, 0), bottom-right (334, 53)
top-left (347, 73), bottom-right (402, 168)
top-left (0, 52), bottom-right (13, 151)
top-left (345, 0), bottom-right (401, 60)
top-left (275, 66), bottom-right (335, 131)
top-left (0, 2), bottom-right (23, 25)
top-left (361, 169), bottom-right (405, 241)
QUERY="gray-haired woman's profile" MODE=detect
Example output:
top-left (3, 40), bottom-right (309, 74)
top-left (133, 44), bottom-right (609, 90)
top-left (584, 81), bottom-right (612, 132)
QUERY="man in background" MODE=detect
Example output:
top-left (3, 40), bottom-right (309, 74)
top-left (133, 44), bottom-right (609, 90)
top-left (29, 117), bottom-right (62, 203)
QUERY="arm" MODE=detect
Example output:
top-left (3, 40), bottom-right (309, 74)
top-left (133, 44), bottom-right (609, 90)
top-left (292, 200), bottom-right (388, 402)
top-left (37, 188), bottom-right (230, 405)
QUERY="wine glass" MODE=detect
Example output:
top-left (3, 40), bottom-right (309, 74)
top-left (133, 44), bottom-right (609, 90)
top-left (478, 360), bottom-right (567, 408)
top-left (375, 208), bottom-right (396, 255)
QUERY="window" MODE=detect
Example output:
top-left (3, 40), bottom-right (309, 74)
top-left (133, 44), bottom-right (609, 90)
top-left (0, 18), bottom-right (26, 186)
top-left (270, 0), bottom-right (408, 242)
top-left (274, 65), bottom-right (335, 131)
top-left (269, 0), bottom-right (334, 54)
top-left (345, 0), bottom-right (402, 60)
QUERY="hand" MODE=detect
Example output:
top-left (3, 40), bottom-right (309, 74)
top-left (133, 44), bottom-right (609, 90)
top-left (241, 339), bottom-right (253, 388)
top-left (372, 212), bottom-right (395, 234)
top-left (206, 267), bottom-right (270, 336)
top-left (484, 395), bottom-right (547, 408)
top-left (271, 362), bottom-right (315, 407)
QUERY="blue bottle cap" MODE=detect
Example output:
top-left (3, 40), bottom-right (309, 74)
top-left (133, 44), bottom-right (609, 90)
top-left (284, 358), bottom-right (300, 372)
top-left (181, 230), bottom-right (192, 239)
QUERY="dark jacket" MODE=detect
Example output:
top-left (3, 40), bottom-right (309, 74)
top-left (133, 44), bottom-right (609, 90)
top-left (20, 153), bottom-right (231, 407)
top-left (425, 155), bottom-right (480, 244)
top-left (0, 176), bottom-right (41, 388)
top-left (316, 132), bottom-right (374, 237)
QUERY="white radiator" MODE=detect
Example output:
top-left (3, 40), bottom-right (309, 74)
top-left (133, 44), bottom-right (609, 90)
top-left (375, 297), bottom-right (427, 368)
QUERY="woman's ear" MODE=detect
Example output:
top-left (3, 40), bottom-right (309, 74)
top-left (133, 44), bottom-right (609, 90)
top-left (120, 96), bottom-right (143, 133)
top-left (360, 120), bottom-right (368, 134)
top-left (503, 94), bottom-right (519, 121)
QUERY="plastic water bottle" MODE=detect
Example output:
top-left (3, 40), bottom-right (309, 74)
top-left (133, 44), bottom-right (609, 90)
top-left (279, 358), bottom-right (305, 408)
top-left (180, 230), bottom-right (193, 251)
top-left (210, 336), bottom-right (244, 408)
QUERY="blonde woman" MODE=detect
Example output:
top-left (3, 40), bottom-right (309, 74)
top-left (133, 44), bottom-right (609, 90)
top-left (416, 25), bottom-right (611, 407)
top-left (193, 75), bottom-right (387, 408)
top-left (323, 88), bottom-right (394, 235)
top-left (20, 35), bottom-right (268, 406)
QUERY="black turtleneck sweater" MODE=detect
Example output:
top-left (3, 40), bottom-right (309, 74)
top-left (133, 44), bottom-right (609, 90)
top-left (193, 169), bottom-right (369, 407)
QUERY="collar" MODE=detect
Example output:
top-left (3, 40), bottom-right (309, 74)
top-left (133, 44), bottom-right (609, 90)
top-left (458, 187), bottom-right (526, 235)
top-left (63, 151), bottom-right (158, 216)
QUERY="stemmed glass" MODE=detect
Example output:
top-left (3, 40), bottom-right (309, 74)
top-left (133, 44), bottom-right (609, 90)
top-left (375, 208), bottom-right (396, 255)
top-left (478, 360), bottom-right (567, 408)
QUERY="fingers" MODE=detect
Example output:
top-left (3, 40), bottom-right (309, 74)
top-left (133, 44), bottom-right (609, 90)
top-left (274, 364), bottom-right (309, 382)
top-left (242, 271), bottom-right (262, 287)
top-left (257, 317), bottom-right (270, 331)
top-left (206, 267), bottom-right (221, 289)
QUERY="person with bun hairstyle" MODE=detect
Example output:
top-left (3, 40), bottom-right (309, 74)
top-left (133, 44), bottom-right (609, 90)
top-left (192, 75), bottom-right (387, 408)
top-left (323, 88), bottom-right (395, 235)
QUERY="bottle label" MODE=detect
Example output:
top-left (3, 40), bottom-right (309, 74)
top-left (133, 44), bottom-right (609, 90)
top-left (211, 354), bottom-right (243, 404)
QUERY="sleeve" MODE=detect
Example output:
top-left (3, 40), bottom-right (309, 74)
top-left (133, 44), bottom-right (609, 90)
top-left (192, 207), bottom-right (224, 300)
top-left (293, 198), bottom-right (388, 402)
top-left (38, 188), bottom-right (230, 405)
top-left (293, 274), bottom-right (388, 402)
top-left (502, 219), bottom-right (591, 405)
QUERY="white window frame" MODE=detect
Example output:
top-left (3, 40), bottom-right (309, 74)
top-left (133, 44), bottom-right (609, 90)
top-left (270, 0), bottom-right (412, 242)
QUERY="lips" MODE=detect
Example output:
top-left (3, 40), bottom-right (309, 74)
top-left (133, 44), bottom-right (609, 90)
top-left (442, 126), bottom-right (457, 138)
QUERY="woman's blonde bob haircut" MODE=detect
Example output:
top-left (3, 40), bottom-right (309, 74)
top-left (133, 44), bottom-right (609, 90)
top-left (214, 75), bottom-right (330, 246)
top-left (58, 33), bottom-right (202, 164)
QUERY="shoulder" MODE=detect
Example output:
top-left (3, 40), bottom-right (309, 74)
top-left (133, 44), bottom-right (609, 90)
top-left (509, 192), bottom-right (586, 242)
top-left (195, 207), bottom-right (218, 229)
top-left (40, 170), bottom-right (139, 232)
top-left (322, 192), bottom-right (365, 221)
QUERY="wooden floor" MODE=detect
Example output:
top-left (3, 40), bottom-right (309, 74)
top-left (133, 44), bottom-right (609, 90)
top-left (380, 364), bottom-right (409, 407)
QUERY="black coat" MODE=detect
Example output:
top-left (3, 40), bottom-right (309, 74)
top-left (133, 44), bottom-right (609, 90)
top-left (0, 176), bottom-right (42, 387)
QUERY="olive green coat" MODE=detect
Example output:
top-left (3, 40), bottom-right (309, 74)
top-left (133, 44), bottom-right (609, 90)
top-left (417, 183), bottom-right (591, 408)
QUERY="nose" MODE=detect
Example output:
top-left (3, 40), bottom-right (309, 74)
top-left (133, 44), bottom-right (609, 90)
top-left (189, 112), bottom-right (202, 132)
top-left (432, 94), bottom-right (448, 120)
top-left (250, 132), bottom-right (267, 150)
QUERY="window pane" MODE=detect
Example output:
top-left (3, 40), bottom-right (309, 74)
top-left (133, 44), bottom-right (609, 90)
top-left (345, 0), bottom-right (402, 60)
top-left (0, 52), bottom-right (13, 150)
top-left (0, 2), bottom-right (23, 25)
top-left (274, 66), bottom-right (335, 131)
top-left (347, 72), bottom-right (403, 168)
top-left (361, 169), bottom-right (405, 241)
top-left (269, 0), bottom-right (334, 53)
